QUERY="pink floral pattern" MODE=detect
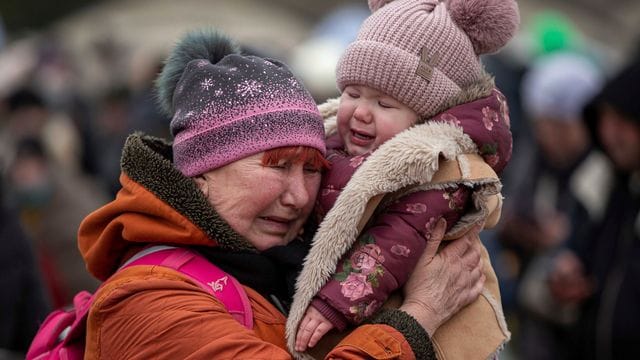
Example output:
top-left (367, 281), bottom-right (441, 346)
top-left (482, 106), bottom-right (500, 131)
top-left (496, 90), bottom-right (511, 127)
top-left (321, 184), bottom-right (338, 197)
top-left (440, 113), bottom-right (461, 126)
top-left (443, 188), bottom-right (466, 211)
top-left (485, 154), bottom-right (500, 167)
top-left (391, 244), bottom-right (411, 257)
top-left (424, 216), bottom-right (438, 241)
top-left (406, 203), bottom-right (427, 214)
top-left (351, 244), bottom-right (385, 275)
top-left (340, 273), bottom-right (373, 301)
top-left (335, 235), bottom-right (385, 304)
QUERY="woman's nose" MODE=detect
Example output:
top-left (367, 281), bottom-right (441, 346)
top-left (281, 168), bottom-right (311, 209)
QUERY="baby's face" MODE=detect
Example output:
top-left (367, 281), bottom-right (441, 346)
top-left (337, 85), bottom-right (418, 156)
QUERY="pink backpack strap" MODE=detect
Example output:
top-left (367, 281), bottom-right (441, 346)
top-left (122, 246), bottom-right (253, 329)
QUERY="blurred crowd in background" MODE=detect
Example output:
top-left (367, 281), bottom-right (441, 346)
top-left (1, 0), bottom-right (639, 359)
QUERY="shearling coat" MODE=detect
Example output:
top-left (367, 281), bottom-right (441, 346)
top-left (78, 134), bottom-right (436, 359)
top-left (310, 88), bottom-right (511, 332)
top-left (287, 80), bottom-right (512, 360)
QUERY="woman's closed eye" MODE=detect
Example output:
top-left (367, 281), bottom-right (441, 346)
top-left (303, 164), bottom-right (321, 174)
top-left (267, 160), bottom-right (290, 170)
top-left (266, 161), bottom-right (318, 173)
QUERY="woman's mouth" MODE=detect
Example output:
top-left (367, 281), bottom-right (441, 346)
top-left (259, 216), bottom-right (294, 234)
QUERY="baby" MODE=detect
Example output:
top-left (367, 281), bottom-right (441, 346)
top-left (287, 0), bottom-right (519, 358)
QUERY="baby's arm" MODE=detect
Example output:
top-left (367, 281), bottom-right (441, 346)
top-left (295, 306), bottom-right (334, 352)
top-left (313, 187), bottom-right (471, 325)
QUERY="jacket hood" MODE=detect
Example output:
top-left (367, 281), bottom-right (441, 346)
top-left (78, 133), bottom-right (254, 281)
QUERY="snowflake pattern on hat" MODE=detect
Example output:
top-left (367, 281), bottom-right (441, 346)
top-left (170, 55), bottom-right (326, 177)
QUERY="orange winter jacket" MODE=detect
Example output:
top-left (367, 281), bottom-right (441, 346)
top-left (85, 262), bottom-right (415, 359)
top-left (78, 134), bottom-right (431, 359)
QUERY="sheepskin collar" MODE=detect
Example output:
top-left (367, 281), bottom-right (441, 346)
top-left (286, 76), bottom-right (508, 358)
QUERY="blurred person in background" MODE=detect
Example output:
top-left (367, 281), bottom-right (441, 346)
top-left (0, 87), bottom-right (109, 307)
top-left (0, 161), bottom-right (51, 359)
top-left (0, 88), bottom-right (50, 169)
top-left (129, 56), bottom-right (172, 140)
top-left (31, 35), bottom-right (102, 178)
top-left (478, 11), bottom-right (590, 323)
top-left (548, 50), bottom-right (640, 360)
top-left (4, 136), bottom-right (107, 308)
top-left (92, 86), bottom-right (135, 196)
top-left (499, 50), bottom-right (609, 360)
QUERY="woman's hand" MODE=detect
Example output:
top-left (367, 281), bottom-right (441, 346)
top-left (399, 219), bottom-right (485, 336)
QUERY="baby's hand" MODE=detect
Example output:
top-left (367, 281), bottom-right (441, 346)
top-left (295, 306), bottom-right (334, 352)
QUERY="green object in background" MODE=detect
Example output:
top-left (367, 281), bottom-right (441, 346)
top-left (532, 11), bottom-right (578, 55)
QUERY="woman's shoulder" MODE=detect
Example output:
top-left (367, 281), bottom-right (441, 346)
top-left (85, 265), bottom-right (291, 359)
top-left (91, 264), bottom-right (284, 323)
top-left (92, 265), bottom-right (219, 313)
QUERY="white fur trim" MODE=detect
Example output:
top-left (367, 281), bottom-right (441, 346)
top-left (286, 120), bottom-right (497, 356)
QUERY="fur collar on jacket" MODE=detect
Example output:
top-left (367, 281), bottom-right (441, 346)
top-left (78, 134), bottom-right (255, 280)
top-left (286, 74), bottom-right (508, 357)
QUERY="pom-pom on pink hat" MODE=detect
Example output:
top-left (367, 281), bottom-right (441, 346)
top-left (156, 29), bottom-right (326, 177)
top-left (336, 0), bottom-right (520, 119)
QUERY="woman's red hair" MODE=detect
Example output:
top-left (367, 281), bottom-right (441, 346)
top-left (262, 146), bottom-right (330, 171)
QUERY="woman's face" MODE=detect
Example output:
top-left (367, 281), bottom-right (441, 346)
top-left (195, 152), bottom-right (321, 251)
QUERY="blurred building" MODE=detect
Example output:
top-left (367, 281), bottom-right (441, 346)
top-left (0, 0), bottom-right (638, 100)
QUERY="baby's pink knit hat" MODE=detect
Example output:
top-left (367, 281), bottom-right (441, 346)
top-left (336, 0), bottom-right (519, 119)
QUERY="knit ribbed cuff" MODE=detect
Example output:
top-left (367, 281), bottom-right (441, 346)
top-left (311, 298), bottom-right (349, 331)
top-left (368, 309), bottom-right (436, 360)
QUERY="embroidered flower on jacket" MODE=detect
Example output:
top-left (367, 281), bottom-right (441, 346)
top-left (496, 91), bottom-right (511, 127)
top-left (482, 106), bottom-right (500, 131)
top-left (334, 234), bottom-right (385, 303)
top-left (351, 244), bottom-right (385, 275)
top-left (406, 203), bottom-right (427, 214)
top-left (443, 188), bottom-right (466, 210)
top-left (424, 217), bottom-right (438, 241)
top-left (321, 184), bottom-right (338, 197)
top-left (340, 273), bottom-right (373, 301)
top-left (440, 113), bottom-right (461, 126)
top-left (485, 154), bottom-right (500, 167)
top-left (391, 244), bottom-right (411, 257)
